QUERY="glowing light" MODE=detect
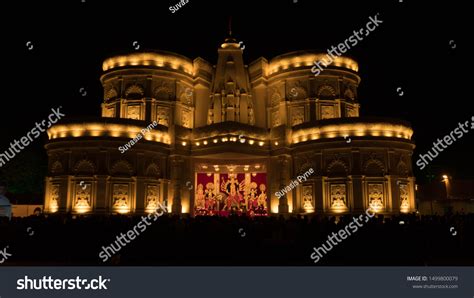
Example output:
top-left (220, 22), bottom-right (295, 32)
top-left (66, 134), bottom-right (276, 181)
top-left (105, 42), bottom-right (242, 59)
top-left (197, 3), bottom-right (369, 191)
top-left (442, 175), bottom-right (448, 180)
top-left (274, 141), bottom-right (279, 146)
top-left (248, 140), bottom-right (255, 145)
top-left (75, 206), bottom-right (91, 214)
top-left (102, 52), bottom-right (194, 74)
top-left (268, 53), bottom-right (359, 75)
top-left (115, 207), bottom-right (130, 214)
top-left (181, 201), bottom-right (190, 213)
top-left (47, 123), bottom-right (171, 144)
top-left (203, 140), bottom-right (208, 145)
top-left (222, 137), bottom-right (228, 142)
top-left (291, 122), bottom-right (413, 144)
top-left (239, 138), bottom-right (246, 143)
top-left (182, 141), bottom-right (187, 146)
top-left (213, 139), bottom-right (218, 143)
top-left (195, 142), bottom-right (200, 146)
top-left (258, 141), bottom-right (264, 146)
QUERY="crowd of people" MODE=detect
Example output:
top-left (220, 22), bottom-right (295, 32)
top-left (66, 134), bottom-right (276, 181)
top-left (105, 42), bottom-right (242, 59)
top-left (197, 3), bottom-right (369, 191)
top-left (0, 212), bottom-right (472, 266)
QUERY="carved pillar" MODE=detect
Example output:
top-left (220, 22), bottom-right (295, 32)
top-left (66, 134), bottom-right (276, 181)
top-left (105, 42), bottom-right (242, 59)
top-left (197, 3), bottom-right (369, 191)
top-left (278, 156), bottom-right (289, 214)
top-left (171, 156), bottom-right (183, 214)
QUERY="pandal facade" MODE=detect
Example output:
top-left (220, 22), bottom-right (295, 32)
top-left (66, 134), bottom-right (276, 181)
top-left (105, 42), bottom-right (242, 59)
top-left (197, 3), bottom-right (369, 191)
top-left (43, 36), bottom-right (416, 216)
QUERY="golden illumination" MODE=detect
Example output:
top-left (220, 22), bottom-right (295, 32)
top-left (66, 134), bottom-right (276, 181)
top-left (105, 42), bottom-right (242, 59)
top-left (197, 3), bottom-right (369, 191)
top-left (332, 206), bottom-right (347, 214)
top-left (291, 122), bottom-right (413, 144)
top-left (75, 206), bottom-right (91, 214)
top-left (47, 123), bottom-right (170, 144)
top-left (115, 206), bottom-right (130, 214)
top-left (213, 139), bottom-right (218, 143)
top-left (400, 206), bottom-right (410, 213)
top-left (182, 141), bottom-right (187, 146)
top-left (239, 138), bottom-right (246, 143)
top-left (181, 200), bottom-right (190, 213)
top-left (195, 142), bottom-right (200, 146)
top-left (274, 141), bottom-right (279, 146)
top-left (103, 52), bottom-right (194, 75)
top-left (442, 175), bottom-right (448, 180)
top-left (369, 205), bottom-right (383, 213)
top-left (258, 141), bottom-right (264, 146)
top-left (268, 53), bottom-right (359, 75)
top-left (248, 140), bottom-right (255, 145)
top-left (203, 140), bottom-right (208, 145)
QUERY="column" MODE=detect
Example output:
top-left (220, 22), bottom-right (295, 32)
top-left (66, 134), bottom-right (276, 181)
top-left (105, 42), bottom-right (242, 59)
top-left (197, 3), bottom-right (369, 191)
top-left (171, 156), bottom-right (183, 214)
top-left (278, 156), bottom-right (289, 214)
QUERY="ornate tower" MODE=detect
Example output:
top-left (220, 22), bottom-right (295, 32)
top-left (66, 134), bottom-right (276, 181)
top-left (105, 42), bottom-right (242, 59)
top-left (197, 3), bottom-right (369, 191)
top-left (207, 35), bottom-right (254, 125)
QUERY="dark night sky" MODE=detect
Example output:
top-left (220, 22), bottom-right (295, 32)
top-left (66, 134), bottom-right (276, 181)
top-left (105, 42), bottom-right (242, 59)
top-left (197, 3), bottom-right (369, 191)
top-left (1, 0), bottom-right (472, 185)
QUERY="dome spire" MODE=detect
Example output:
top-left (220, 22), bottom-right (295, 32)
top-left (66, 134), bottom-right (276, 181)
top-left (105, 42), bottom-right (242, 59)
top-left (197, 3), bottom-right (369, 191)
top-left (223, 16), bottom-right (237, 45)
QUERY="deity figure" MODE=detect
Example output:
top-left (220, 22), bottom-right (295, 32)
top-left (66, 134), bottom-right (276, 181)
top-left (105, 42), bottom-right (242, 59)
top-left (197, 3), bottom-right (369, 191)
top-left (257, 184), bottom-right (267, 209)
top-left (225, 183), bottom-right (242, 211)
top-left (205, 183), bottom-right (217, 211)
top-left (195, 184), bottom-right (206, 210)
top-left (248, 182), bottom-right (258, 211)
top-left (76, 187), bottom-right (91, 208)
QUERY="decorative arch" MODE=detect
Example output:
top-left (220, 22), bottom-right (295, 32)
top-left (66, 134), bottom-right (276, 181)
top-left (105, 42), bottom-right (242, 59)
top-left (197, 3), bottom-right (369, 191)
top-left (105, 87), bottom-right (118, 100)
top-left (125, 84), bottom-right (144, 98)
top-left (298, 160), bottom-right (315, 176)
top-left (288, 86), bottom-right (307, 100)
top-left (110, 160), bottom-right (134, 176)
top-left (145, 163), bottom-right (161, 178)
top-left (73, 159), bottom-right (95, 174)
top-left (317, 85), bottom-right (336, 98)
top-left (51, 160), bottom-right (63, 174)
top-left (344, 88), bottom-right (355, 100)
top-left (270, 89), bottom-right (282, 106)
top-left (364, 159), bottom-right (385, 176)
top-left (327, 159), bottom-right (349, 176)
top-left (397, 160), bottom-right (409, 177)
top-left (154, 86), bottom-right (172, 100)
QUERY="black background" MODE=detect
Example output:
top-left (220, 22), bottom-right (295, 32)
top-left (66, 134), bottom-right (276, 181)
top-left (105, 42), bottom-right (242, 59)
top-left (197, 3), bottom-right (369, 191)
top-left (0, 0), bottom-right (471, 192)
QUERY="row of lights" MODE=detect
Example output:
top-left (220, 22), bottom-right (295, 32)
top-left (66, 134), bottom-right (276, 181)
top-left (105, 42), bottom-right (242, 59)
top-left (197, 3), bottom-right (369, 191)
top-left (181, 136), bottom-right (279, 147)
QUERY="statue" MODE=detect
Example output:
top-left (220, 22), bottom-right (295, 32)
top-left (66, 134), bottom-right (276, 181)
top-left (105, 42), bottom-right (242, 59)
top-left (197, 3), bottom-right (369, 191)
top-left (195, 184), bottom-right (206, 210)
top-left (257, 184), bottom-right (267, 209)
